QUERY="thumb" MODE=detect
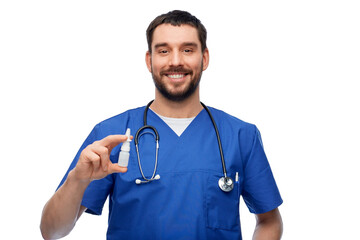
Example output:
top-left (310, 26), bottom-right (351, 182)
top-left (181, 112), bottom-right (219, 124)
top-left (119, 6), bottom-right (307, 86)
top-left (108, 163), bottom-right (128, 174)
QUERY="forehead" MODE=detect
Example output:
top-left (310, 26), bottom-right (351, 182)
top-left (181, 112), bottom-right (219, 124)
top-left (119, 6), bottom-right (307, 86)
top-left (152, 24), bottom-right (200, 47)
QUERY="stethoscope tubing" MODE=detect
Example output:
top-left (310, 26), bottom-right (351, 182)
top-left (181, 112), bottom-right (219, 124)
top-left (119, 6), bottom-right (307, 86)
top-left (135, 131), bottom-right (159, 182)
top-left (200, 102), bottom-right (228, 178)
top-left (134, 100), bottom-right (233, 192)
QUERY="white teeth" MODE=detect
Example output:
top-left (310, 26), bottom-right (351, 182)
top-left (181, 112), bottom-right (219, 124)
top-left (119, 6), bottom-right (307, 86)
top-left (168, 74), bottom-right (185, 79)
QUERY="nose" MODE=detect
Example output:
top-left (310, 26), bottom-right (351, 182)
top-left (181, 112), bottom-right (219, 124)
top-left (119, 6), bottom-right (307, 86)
top-left (169, 51), bottom-right (183, 66)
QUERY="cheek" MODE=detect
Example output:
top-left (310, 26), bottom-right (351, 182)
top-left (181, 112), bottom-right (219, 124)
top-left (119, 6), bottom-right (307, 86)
top-left (190, 61), bottom-right (203, 72)
top-left (151, 65), bottom-right (162, 77)
top-left (151, 58), bottom-right (166, 73)
top-left (187, 56), bottom-right (203, 69)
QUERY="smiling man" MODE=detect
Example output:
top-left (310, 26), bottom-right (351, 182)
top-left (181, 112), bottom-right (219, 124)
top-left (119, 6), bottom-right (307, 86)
top-left (41, 10), bottom-right (283, 240)
top-left (147, 23), bottom-right (208, 104)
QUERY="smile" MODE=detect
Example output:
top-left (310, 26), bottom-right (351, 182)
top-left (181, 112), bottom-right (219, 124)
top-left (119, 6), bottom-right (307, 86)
top-left (167, 74), bottom-right (186, 79)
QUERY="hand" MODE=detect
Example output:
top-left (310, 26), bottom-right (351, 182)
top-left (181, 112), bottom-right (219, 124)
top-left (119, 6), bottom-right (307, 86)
top-left (73, 135), bottom-right (131, 182)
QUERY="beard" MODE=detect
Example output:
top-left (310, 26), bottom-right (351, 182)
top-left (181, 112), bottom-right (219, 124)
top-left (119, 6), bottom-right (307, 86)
top-left (151, 63), bottom-right (203, 102)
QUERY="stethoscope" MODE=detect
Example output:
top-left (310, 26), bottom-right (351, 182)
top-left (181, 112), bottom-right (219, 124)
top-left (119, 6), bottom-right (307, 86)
top-left (134, 100), bottom-right (234, 193)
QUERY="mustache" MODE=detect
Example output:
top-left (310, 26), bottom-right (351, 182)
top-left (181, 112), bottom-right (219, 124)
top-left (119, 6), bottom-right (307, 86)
top-left (160, 67), bottom-right (193, 75)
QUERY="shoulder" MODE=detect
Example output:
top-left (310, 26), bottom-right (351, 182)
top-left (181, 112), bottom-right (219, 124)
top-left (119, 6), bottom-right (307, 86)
top-left (93, 106), bottom-right (145, 135)
top-left (206, 106), bottom-right (261, 146)
top-left (207, 106), bottom-right (257, 132)
top-left (100, 106), bottom-right (144, 124)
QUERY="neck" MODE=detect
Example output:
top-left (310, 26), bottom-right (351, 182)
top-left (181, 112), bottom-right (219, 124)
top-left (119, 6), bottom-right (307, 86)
top-left (151, 90), bottom-right (203, 118)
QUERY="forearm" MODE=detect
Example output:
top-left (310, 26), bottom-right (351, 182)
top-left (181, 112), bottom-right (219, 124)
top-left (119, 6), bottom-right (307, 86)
top-left (253, 209), bottom-right (283, 240)
top-left (40, 170), bottom-right (89, 240)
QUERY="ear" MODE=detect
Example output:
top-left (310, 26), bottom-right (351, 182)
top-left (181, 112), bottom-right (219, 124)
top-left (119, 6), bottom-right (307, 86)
top-left (202, 48), bottom-right (210, 71)
top-left (145, 51), bottom-right (152, 73)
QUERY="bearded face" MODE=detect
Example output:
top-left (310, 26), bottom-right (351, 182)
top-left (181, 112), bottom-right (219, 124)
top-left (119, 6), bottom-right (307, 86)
top-left (146, 24), bottom-right (209, 102)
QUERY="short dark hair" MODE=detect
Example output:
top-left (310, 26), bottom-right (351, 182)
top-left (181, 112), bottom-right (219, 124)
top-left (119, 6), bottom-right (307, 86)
top-left (146, 10), bottom-right (207, 53)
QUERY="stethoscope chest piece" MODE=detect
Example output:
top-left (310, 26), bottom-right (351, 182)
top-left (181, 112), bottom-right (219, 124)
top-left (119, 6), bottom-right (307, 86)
top-left (218, 176), bottom-right (234, 192)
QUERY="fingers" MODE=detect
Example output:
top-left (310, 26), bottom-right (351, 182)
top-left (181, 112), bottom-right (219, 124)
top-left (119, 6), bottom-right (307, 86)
top-left (83, 148), bottom-right (128, 174)
top-left (91, 145), bottom-right (110, 171)
top-left (77, 134), bottom-right (131, 180)
top-left (82, 148), bottom-right (101, 170)
top-left (99, 135), bottom-right (130, 152)
top-left (93, 134), bottom-right (132, 171)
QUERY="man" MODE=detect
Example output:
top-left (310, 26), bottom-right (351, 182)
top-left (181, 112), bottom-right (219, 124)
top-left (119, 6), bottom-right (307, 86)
top-left (41, 10), bottom-right (283, 240)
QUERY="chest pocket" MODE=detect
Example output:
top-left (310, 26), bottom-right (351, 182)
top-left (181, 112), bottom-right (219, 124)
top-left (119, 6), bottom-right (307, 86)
top-left (205, 173), bottom-right (240, 231)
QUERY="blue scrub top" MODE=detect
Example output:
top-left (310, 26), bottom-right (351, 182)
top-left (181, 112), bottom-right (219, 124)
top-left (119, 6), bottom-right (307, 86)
top-left (58, 106), bottom-right (283, 239)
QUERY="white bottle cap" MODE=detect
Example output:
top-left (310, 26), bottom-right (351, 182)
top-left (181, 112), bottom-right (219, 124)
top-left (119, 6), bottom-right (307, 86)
top-left (120, 128), bottom-right (131, 152)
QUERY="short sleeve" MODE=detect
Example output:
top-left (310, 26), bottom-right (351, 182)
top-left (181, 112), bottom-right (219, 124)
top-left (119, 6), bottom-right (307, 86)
top-left (56, 124), bottom-right (114, 215)
top-left (241, 126), bottom-right (283, 214)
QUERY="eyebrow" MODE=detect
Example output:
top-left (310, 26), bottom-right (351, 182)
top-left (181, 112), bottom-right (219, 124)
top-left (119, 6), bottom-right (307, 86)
top-left (153, 42), bottom-right (199, 50)
top-left (182, 42), bottom-right (199, 48)
top-left (154, 43), bottom-right (169, 49)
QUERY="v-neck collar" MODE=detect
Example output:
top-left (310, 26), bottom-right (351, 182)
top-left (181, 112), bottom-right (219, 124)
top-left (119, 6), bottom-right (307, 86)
top-left (147, 108), bottom-right (206, 139)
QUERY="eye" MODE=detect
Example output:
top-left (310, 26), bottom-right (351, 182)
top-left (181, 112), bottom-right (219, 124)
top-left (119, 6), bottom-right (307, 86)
top-left (159, 50), bottom-right (168, 54)
top-left (184, 49), bottom-right (193, 53)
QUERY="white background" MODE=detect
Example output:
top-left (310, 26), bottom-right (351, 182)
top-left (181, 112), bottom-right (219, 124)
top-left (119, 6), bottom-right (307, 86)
top-left (1, 0), bottom-right (359, 239)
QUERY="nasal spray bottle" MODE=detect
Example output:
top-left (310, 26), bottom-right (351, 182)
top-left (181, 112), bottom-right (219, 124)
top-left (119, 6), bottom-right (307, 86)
top-left (118, 128), bottom-right (131, 167)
